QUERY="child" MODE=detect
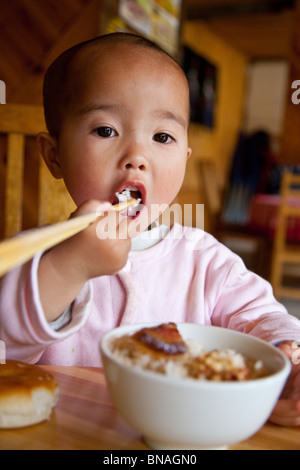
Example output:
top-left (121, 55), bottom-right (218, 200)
top-left (0, 33), bottom-right (300, 426)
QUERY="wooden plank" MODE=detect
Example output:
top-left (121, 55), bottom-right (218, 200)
top-left (0, 104), bottom-right (46, 135)
top-left (38, 158), bottom-right (76, 226)
top-left (278, 286), bottom-right (300, 300)
top-left (4, 133), bottom-right (25, 238)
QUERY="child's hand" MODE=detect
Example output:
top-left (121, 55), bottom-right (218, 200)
top-left (66, 199), bottom-right (133, 281)
top-left (269, 341), bottom-right (300, 427)
top-left (38, 199), bottom-right (134, 322)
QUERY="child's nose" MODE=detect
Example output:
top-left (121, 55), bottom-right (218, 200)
top-left (119, 145), bottom-right (148, 171)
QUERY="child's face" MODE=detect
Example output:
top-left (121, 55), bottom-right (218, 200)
top-left (50, 44), bottom-right (191, 222)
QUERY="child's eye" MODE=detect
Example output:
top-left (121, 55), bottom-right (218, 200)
top-left (94, 127), bottom-right (116, 138)
top-left (153, 133), bottom-right (174, 144)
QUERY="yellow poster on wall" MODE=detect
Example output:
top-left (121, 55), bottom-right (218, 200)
top-left (118, 0), bottom-right (182, 56)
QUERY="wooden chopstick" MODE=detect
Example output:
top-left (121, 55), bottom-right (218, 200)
top-left (0, 198), bottom-right (137, 277)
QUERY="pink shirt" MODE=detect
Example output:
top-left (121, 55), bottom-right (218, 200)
top-left (1, 224), bottom-right (300, 366)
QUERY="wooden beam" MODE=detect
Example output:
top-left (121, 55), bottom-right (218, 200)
top-left (0, 104), bottom-right (45, 135)
top-left (186, 0), bottom-right (295, 19)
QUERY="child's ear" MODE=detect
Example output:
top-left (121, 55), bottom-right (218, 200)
top-left (36, 132), bottom-right (63, 179)
top-left (187, 147), bottom-right (192, 160)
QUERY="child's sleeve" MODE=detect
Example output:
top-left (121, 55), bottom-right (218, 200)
top-left (211, 257), bottom-right (300, 345)
top-left (0, 251), bottom-right (92, 363)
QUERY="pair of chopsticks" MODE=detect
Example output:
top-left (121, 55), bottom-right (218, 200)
top-left (0, 198), bottom-right (137, 277)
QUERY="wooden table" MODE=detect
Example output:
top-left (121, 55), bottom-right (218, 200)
top-left (0, 366), bottom-right (299, 450)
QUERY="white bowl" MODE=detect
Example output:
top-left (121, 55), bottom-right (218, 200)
top-left (100, 323), bottom-right (291, 450)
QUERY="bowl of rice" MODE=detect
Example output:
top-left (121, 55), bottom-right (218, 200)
top-left (100, 322), bottom-right (291, 450)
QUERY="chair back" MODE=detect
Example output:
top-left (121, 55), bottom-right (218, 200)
top-left (0, 104), bottom-right (75, 239)
top-left (271, 170), bottom-right (300, 299)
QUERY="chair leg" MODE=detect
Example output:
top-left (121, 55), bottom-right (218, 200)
top-left (271, 253), bottom-right (282, 300)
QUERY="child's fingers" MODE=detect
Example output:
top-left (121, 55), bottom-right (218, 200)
top-left (116, 216), bottom-right (141, 240)
top-left (277, 341), bottom-right (294, 359)
top-left (96, 210), bottom-right (127, 240)
top-left (96, 211), bottom-right (148, 241)
top-left (277, 341), bottom-right (300, 363)
top-left (70, 199), bottom-right (112, 219)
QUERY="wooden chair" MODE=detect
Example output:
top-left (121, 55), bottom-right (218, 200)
top-left (271, 171), bottom-right (300, 300)
top-left (197, 158), bottom-right (268, 277)
top-left (0, 103), bottom-right (75, 240)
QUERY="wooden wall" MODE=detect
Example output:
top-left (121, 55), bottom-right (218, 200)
top-left (0, 0), bottom-right (101, 237)
top-left (176, 21), bottom-right (248, 232)
top-left (183, 20), bottom-right (248, 182)
top-left (0, 1), bottom-right (298, 236)
top-left (280, 0), bottom-right (300, 165)
top-left (1, 0), bottom-right (101, 106)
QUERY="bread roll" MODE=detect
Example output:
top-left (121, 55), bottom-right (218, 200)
top-left (0, 360), bottom-right (59, 428)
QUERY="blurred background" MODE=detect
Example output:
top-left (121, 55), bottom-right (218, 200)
top-left (0, 0), bottom-right (299, 316)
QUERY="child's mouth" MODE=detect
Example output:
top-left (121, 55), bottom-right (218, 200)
top-left (113, 185), bottom-right (143, 218)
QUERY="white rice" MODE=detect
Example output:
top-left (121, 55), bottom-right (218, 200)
top-left (109, 335), bottom-right (268, 381)
top-left (115, 188), bottom-right (132, 202)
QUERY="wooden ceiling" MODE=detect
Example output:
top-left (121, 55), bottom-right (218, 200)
top-left (185, 0), bottom-right (295, 17)
top-left (185, 0), bottom-right (295, 59)
top-left (0, 0), bottom-right (101, 105)
top-left (0, 0), bottom-right (296, 105)
top-left (200, 10), bottom-right (293, 59)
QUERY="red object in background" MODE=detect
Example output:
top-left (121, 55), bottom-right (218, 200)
top-left (249, 194), bottom-right (300, 242)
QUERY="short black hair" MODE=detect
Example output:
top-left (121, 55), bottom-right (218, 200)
top-left (43, 33), bottom-right (185, 137)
